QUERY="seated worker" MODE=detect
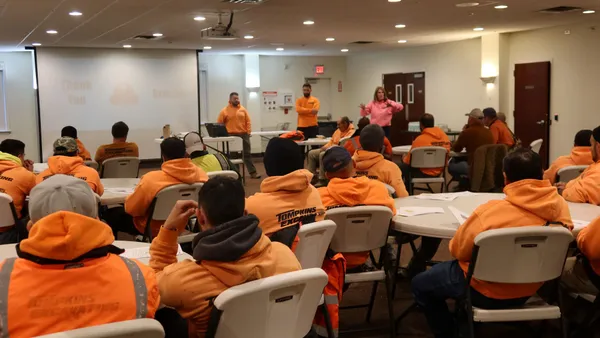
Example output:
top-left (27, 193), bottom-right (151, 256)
top-left (246, 137), bottom-right (325, 249)
top-left (184, 132), bottom-right (236, 173)
top-left (61, 125), bottom-right (91, 160)
top-left (563, 215), bottom-right (600, 296)
top-left (0, 139), bottom-right (36, 243)
top-left (2, 175), bottom-right (159, 337)
top-left (483, 107), bottom-right (515, 148)
top-left (497, 112), bottom-right (507, 124)
top-left (149, 176), bottom-right (301, 336)
top-left (544, 129), bottom-right (594, 184)
top-left (448, 109), bottom-right (494, 189)
top-left (400, 113), bottom-right (451, 183)
top-left (36, 137), bottom-right (103, 195)
top-left (343, 117), bottom-right (393, 159)
top-left (412, 148), bottom-right (573, 338)
top-left (94, 121), bottom-right (139, 165)
top-left (560, 126), bottom-right (600, 204)
top-left (307, 116), bottom-right (355, 184)
top-left (353, 124), bottom-right (409, 197)
top-left (106, 137), bottom-right (208, 238)
top-left (319, 146), bottom-right (396, 270)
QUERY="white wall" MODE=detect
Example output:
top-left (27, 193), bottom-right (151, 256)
top-left (346, 38), bottom-right (483, 131)
top-left (0, 52), bottom-right (39, 161)
top-left (507, 23), bottom-right (600, 161)
top-left (198, 54), bottom-right (245, 124)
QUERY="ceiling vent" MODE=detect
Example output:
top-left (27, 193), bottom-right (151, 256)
top-left (350, 41), bottom-right (376, 45)
top-left (133, 35), bottom-right (161, 40)
top-left (221, 0), bottom-right (265, 3)
top-left (538, 6), bottom-right (582, 14)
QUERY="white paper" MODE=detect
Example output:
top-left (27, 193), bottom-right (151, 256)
top-left (573, 219), bottom-right (590, 231)
top-left (121, 244), bottom-right (184, 259)
top-left (104, 187), bottom-right (135, 195)
top-left (396, 207), bottom-right (445, 217)
top-left (414, 191), bottom-right (476, 202)
top-left (448, 206), bottom-right (470, 225)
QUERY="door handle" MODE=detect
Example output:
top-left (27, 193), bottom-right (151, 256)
top-left (536, 120), bottom-right (545, 125)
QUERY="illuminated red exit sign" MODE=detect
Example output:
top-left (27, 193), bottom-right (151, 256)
top-left (315, 65), bottom-right (325, 75)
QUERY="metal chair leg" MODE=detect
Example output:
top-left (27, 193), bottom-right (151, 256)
top-left (383, 244), bottom-right (396, 338)
top-left (391, 240), bottom-right (402, 299)
top-left (365, 281), bottom-right (379, 323)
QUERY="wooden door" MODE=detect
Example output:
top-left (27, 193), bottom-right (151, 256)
top-left (514, 62), bottom-right (551, 168)
top-left (405, 72), bottom-right (426, 121)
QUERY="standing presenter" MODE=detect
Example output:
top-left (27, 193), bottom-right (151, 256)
top-left (359, 86), bottom-right (404, 138)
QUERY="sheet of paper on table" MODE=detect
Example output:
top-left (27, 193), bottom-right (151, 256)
top-left (121, 244), bottom-right (184, 259)
top-left (104, 187), bottom-right (136, 195)
top-left (448, 206), bottom-right (470, 225)
top-left (573, 220), bottom-right (590, 232)
top-left (397, 207), bottom-right (445, 217)
top-left (415, 191), bottom-right (476, 201)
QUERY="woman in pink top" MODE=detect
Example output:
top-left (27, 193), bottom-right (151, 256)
top-left (359, 86), bottom-right (404, 137)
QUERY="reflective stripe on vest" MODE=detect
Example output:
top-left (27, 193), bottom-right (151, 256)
top-left (349, 138), bottom-right (360, 152)
top-left (0, 258), bottom-right (16, 338)
top-left (119, 256), bottom-right (148, 319)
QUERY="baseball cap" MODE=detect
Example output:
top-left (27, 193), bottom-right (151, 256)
top-left (322, 146), bottom-right (352, 173)
top-left (264, 138), bottom-right (303, 177)
top-left (29, 174), bottom-right (98, 223)
top-left (466, 108), bottom-right (483, 119)
top-left (482, 107), bottom-right (497, 118)
top-left (184, 132), bottom-right (205, 154)
top-left (53, 137), bottom-right (78, 155)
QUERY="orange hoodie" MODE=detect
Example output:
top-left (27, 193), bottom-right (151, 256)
top-left (403, 127), bottom-right (451, 176)
top-left (125, 158), bottom-right (208, 237)
top-left (0, 152), bottom-right (36, 220)
top-left (319, 176), bottom-right (396, 268)
top-left (353, 150), bottom-right (409, 198)
top-left (246, 169), bottom-right (325, 247)
top-left (489, 119), bottom-right (515, 147)
top-left (3, 211), bottom-right (159, 337)
top-left (544, 147), bottom-right (593, 184)
top-left (449, 179), bottom-right (573, 299)
top-left (296, 96), bottom-right (321, 128)
top-left (217, 104), bottom-right (252, 134)
top-left (36, 156), bottom-right (103, 196)
top-left (324, 124), bottom-right (356, 149)
top-left (149, 215), bottom-right (300, 337)
top-left (563, 160), bottom-right (600, 205)
top-left (76, 139), bottom-right (92, 161)
top-left (576, 216), bottom-right (600, 275)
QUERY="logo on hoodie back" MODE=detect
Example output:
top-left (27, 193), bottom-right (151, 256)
top-left (276, 207), bottom-right (318, 228)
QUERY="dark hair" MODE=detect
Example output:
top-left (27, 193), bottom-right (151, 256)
top-left (594, 126), bottom-right (600, 144)
top-left (229, 92), bottom-right (239, 99)
top-left (111, 121), bottom-right (129, 139)
top-left (0, 139), bottom-right (25, 157)
top-left (360, 124), bottom-right (384, 152)
top-left (61, 126), bottom-right (78, 139)
top-left (302, 83), bottom-right (312, 89)
top-left (483, 107), bottom-right (497, 118)
top-left (340, 116), bottom-right (350, 125)
top-left (160, 137), bottom-right (186, 161)
top-left (420, 113), bottom-right (435, 129)
top-left (357, 117), bottom-right (371, 130)
top-left (575, 129), bottom-right (593, 147)
top-left (198, 176), bottom-right (245, 225)
top-left (503, 148), bottom-right (543, 182)
top-left (372, 86), bottom-right (387, 101)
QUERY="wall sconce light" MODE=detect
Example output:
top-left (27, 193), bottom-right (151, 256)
top-left (480, 76), bottom-right (497, 84)
top-left (246, 87), bottom-right (260, 93)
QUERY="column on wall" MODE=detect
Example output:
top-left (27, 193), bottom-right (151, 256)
top-left (244, 54), bottom-right (263, 153)
top-left (481, 33), bottom-right (501, 109)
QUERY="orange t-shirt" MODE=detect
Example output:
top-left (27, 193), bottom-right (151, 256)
top-left (94, 142), bottom-right (139, 165)
top-left (295, 96), bottom-right (320, 128)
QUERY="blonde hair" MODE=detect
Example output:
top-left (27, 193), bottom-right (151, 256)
top-left (373, 86), bottom-right (387, 102)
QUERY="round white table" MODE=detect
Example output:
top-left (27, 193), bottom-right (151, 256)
top-left (297, 138), bottom-right (331, 147)
top-left (393, 193), bottom-right (600, 239)
top-left (392, 145), bottom-right (467, 158)
top-left (101, 178), bottom-right (140, 205)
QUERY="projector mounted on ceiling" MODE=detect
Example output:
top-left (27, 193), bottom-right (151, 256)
top-left (200, 12), bottom-right (239, 40)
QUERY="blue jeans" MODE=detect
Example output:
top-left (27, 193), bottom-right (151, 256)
top-left (448, 159), bottom-right (470, 189)
top-left (411, 260), bottom-right (529, 338)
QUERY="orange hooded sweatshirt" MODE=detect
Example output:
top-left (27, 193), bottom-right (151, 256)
top-left (403, 127), bottom-right (451, 176)
top-left (576, 216), bottom-right (600, 275)
top-left (0, 152), bottom-right (36, 220)
top-left (544, 146), bottom-right (593, 184)
top-left (217, 104), bottom-right (252, 134)
top-left (125, 158), bottom-right (208, 237)
top-left (353, 150), bottom-right (409, 198)
top-left (489, 119), bottom-right (515, 147)
top-left (76, 139), bottom-right (92, 161)
top-left (36, 156), bottom-right (103, 196)
top-left (149, 214), bottom-right (301, 337)
top-left (296, 96), bottom-right (321, 128)
top-left (449, 179), bottom-right (573, 299)
top-left (319, 176), bottom-right (396, 268)
top-left (562, 160), bottom-right (600, 205)
top-left (2, 211), bottom-right (159, 337)
top-left (246, 169), bottom-right (325, 249)
top-left (323, 124), bottom-right (356, 149)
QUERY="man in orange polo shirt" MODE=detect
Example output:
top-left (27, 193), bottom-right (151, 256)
top-left (412, 148), bottom-right (573, 338)
top-left (483, 107), bottom-right (515, 148)
top-left (307, 116), bottom-right (355, 184)
top-left (544, 129), bottom-right (593, 184)
top-left (296, 83), bottom-right (320, 140)
top-left (217, 92), bottom-right (260, 179)
top-left (560, 126), bottom-right (600, 205)
top-left (94, 121), bottom-right (139, 165)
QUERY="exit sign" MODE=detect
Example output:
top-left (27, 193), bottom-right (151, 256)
top-left (315, 65), bottom-right (325, 75)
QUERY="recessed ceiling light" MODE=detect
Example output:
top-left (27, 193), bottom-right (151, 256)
top-left (494, 5), bottom-right (507, 9)
top-left (203, 46), bottom-right (212, 50)
top-left (123, 44), bottom-right (132, 48)
top-left (388, 0), bottom-right (401, 2)
top-left (194, 16), bottom-right (206, 21)
top-left (153, 33), bottom-right (163, 37)
top-left (303, 20), bottom-right (314, 25)
top-left (276, 47), bottom-right (284, 51)
top-left (456, 2), bottom-right (479, 7)
top-left (473, 27), bottom-right (484, 31)
top-left (244, 35), bottom-right (254, 39)
top-left (398, 40), bottom-right (407, 43)
top-left (46, 30), bottom-right (58, 34)
top-left (583, 10), bottom-right (596, 14)
top-left (32, 42), bottom-right (42, 46)
top-left (395, 24), bottom-right (406, 28)
top-left (69, 11), bottom-right (82, 16)
top-left (326, 37), bottom-right (335, 41)
top-left (341, 49), bottom-right (349, 52)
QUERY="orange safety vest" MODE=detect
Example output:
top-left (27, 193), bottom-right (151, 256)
top-left (313, 253), bottom-right (346, 338)
top-left (0, 255), bottom-right (151, 337)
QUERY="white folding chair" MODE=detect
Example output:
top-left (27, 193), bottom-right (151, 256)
top-left (295, 220), bottom-right (337, 269)
top-left (207, 170), bottom-right (240, 180)
top-left (101, 157), bottom-right (140, 178)
top-left (408, 146), bottom-right (448, 195)
top-left (326, 206), bottom-right (396, 337)
top-left (530, 139), bottom-right (543, 154)
top-left (142, 183), bottom-right (204, 242)
top-left (0, 193), bottom-right (17, 230)
top-left (205, 268), bottom-right (328, 338)
top-left (461, 226), bottom-right (573, 338)
top-left (84, 160), bottom-right (99, 171)
top-left (384, 184), bottom-right (396, 198)
top-left (228, 136), bottom-right (246, 182)
top-left (557, 165), bottom-right (588, 183)
top-left (36, 318), bottom-right (164, 338)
